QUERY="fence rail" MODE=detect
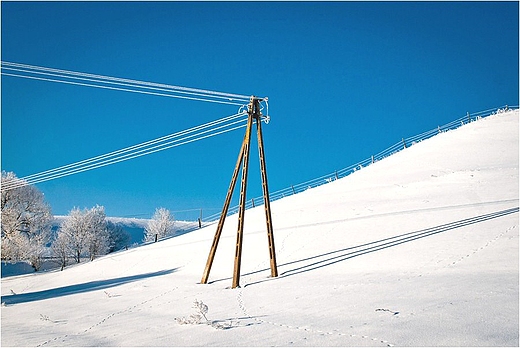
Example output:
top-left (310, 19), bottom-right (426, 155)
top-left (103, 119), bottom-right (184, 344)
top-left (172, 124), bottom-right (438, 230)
top-left (198, 105), bottom-right (517, 224)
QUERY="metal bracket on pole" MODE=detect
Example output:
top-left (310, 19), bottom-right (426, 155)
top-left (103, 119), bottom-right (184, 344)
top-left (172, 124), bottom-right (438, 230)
top-left (200, 96), bottom-right (278, 288)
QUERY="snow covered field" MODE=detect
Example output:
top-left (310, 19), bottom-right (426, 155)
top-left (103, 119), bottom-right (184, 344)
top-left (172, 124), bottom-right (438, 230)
top-left (1, 109), bottom-right (518, 347)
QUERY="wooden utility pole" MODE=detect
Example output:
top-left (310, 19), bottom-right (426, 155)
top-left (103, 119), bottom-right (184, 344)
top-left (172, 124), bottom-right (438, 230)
top-left (200, 96), bottom-right (278, 288)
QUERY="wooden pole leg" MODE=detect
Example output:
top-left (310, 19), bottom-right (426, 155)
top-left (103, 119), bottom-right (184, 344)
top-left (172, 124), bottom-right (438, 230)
top-left (255, 102), bottom-right (278, 278)
top-left (200, 137), bottom-right (246, 284)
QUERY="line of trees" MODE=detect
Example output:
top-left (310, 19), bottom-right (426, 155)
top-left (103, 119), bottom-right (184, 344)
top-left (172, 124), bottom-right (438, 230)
top-left (51, 205), bottom-right (130, 270)
top-left (1, 171), bottom-right (175, 272)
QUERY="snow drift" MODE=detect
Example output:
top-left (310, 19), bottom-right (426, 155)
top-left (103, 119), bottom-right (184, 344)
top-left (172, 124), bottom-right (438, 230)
top-left (1, 109), bottom-right (518, 347)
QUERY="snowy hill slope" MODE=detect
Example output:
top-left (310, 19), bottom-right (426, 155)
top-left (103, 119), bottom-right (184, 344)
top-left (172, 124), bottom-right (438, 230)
top-left (1, 110), bottom-right (518, 347)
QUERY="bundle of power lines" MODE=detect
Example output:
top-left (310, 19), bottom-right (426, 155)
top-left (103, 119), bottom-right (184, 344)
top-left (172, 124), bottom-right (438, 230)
top-left (0, 61), bottom-right (264, 191)
top-left (1, 61), bottom-right (249, 106)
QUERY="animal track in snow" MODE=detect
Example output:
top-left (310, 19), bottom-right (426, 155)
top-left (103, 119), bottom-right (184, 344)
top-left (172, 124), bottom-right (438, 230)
top-left (37, 286), bottom-right (178, 347)
top-left (447, 224), bottom-right (517, 268)
top-left (236, 285), bottom-right (395, 346)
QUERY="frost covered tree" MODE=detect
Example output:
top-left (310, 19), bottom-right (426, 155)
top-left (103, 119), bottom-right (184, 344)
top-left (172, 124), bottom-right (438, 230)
top-left (53, 210), bottom-right (129, 270)
top-left (144, 208), bottom-right (175, 242)
top-left (85, 205), bottom-right (110, 261)
top-left (57, 205), bottom-right (110, 263)
top-left (1, 171), bottom-right (52, 270)
top-left (57, 208), bottom-right (87, 263)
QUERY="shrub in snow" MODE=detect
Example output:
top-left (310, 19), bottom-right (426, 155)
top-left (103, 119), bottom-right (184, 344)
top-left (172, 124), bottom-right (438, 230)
top-left (194, 299), bottom-right (209, 321)
top-left (175, 300), bottom-right (233, 330)
top-left (175, 300), bottom-right (208, 325)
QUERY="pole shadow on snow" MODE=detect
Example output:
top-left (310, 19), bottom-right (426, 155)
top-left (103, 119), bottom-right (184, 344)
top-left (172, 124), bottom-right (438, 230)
top-left (1, 268), bottom-right (177, 305)
top-left (243, 207), bottom-right (519, 287)
top-left (271, 199), bottom-right (519, 235)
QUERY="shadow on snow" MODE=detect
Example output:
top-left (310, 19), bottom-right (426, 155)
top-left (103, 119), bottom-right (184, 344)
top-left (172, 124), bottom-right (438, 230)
top-left (1, 268), bottom-right (177, 305)
top-left (240, 207), bottom-right (518, 287)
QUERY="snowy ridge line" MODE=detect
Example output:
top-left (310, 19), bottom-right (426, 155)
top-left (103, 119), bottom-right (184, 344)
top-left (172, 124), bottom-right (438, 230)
top-left (202, 105), bottom-right (517, 223)
top-left (1, 61), bottom-right (250, 105)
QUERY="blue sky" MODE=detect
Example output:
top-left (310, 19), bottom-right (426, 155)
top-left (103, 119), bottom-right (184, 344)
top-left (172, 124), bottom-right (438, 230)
top-left (2, 1), bottom-right (518, 219)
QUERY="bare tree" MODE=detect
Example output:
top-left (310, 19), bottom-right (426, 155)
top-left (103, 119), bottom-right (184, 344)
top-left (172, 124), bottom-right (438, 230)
top-left (144, 208), bottom-right (175, 242)
top-left (1, 172), bottom-right (52, 270)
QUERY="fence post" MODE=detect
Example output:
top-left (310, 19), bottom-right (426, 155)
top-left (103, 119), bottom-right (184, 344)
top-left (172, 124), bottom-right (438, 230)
top-left (438, 125), bottom-right (441, 133)
top-left (467, 112), bottom-right (470, 124)
top-left (251, 198), bottom-right (255, 208)
top-left (371, 155), bottom-right (374, 164)
top-left (402, 138), bottom-right (407, 149)
top-left (291, 185), bottom-right (295, 195)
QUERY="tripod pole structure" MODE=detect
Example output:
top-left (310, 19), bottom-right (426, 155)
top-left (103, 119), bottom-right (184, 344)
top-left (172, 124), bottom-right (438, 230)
top-left (200, 96), bottom-right (278, 288)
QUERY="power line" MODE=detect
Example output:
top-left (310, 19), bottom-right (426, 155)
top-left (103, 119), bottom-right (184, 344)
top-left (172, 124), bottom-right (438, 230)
top-left (0, 72), bottom-right (246, 106)
top-left (22, 112), bottom-right (246, 182)
top-left (1, 61), bottom-right (251, 100)
top-left (1, 61), bottom-right (251, 106)
top-left (2, 66), bottom-right (245, 104)
top-left (2, 112), bottom-right (252, 190)
top-left (4, 121), bottom-right (248, 190)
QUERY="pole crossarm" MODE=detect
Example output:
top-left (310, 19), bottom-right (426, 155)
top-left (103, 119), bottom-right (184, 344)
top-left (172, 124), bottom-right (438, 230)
top-left (200, 96), bottom-right (278, 288)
